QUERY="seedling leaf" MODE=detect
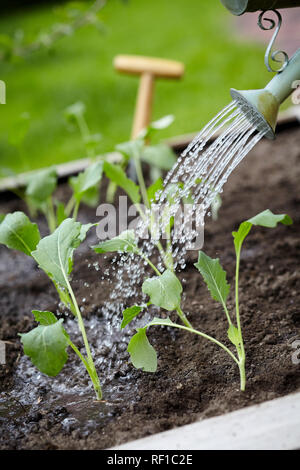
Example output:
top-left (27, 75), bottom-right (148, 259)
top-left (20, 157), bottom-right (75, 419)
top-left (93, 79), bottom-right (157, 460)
top-left (25, 167), bottom-right (57, 204)
top-left (142, 270), bottom-right (182, 311)
top-left (147, 177), bottom-right (163, 204)
top-left (141, 144), bottom-right (176, 170)
top-left (64, 101), bottom-right (86, 123)
top-left (93, 229), bottom-right (138, 254)
top-left (127, 327), bottom-right (157, 372)
top-left (150, 115), bottom-right (174, 130)
top-left (69, 161), bottom-right (103, 203)
top-left (20, 319), bottom-right (69, 376)
top-left (227, 324), bottom-right (240, 347)
top-left (233, 209), bottom-right (293, 253)
top-left (194, 251), bottom-right (230, 306)
top-left (0, 211), bottom-right (40, 256)
top-left (232, 221), bottom-right (252, 253)
top-left (121, 305), bottom-right (143, 329)
top-left (56, 202), bottom-right (67, 225)
top-left (32, 218), bottom-right (91, 288)
top-left (147, 317), bottom-right (177, 328)
top-left (116, 140), bottom-right (144, 161)
top-left (247, 209), bottom-right (292, 228)
top-left (103, 161), bottom-right (141, 204)
top-left (33, 310), bottom-right (58, 326)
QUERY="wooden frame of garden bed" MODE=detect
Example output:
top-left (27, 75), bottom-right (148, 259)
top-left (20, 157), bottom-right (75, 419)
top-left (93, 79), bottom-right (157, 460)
top-left (113, 391), bottom-right (300, 450)
top-left (0, 106), bottom-right (299, 193)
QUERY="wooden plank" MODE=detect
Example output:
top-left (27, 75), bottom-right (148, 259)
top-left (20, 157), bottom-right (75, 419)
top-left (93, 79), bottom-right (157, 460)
top-left (112, 391), bottom-right (300, 450)
top-left (1, 106), bottom-right (299, 192)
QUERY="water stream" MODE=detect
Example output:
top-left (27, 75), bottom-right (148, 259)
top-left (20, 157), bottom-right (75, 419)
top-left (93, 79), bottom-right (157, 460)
top-left (107, 100), bottom-right (268, 308)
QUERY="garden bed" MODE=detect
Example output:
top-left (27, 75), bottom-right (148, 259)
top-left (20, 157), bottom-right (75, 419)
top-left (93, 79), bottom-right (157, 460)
top-left (0, 126), bottom-right (299, 450)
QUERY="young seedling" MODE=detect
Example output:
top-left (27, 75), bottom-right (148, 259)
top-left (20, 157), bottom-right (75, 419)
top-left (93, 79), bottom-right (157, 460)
top-left (110, 209), bottom-right (292, 391)
top-left (64, 101), bottom-right (102, 159)
top-left (0, 213), bottom-right (102, 399)
top-left (106, 115), bottom-right (177, 203)
top-left (15, 160), bottom-right (103, 233)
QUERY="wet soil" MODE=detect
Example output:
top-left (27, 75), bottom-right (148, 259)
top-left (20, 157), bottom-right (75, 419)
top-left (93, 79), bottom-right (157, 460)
top-left (0, 126), bottom-right (300, 450)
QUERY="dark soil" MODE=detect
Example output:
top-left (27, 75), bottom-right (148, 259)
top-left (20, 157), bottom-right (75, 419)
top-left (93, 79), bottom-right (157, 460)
top-left (0, 126), bottom-right (300, 450)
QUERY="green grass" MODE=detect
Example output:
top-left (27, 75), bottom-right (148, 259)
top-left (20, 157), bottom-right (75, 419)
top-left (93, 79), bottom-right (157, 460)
top-left (0, 0), bottom-right (272, 176)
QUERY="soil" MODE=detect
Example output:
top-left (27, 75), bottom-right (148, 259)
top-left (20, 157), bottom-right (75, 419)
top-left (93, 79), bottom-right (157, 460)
top-left (0, 126), bottom-right (300, 450)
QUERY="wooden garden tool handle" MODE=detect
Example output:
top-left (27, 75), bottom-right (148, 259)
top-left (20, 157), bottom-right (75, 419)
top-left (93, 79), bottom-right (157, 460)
top-left (114, 55), bottom-right (184, 139)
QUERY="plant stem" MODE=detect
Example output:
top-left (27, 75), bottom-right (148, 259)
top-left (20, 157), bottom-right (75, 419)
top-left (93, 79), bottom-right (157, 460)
top-left (65, 196), bottom-right (75, 217)
top-left (160, 319), bottom-right (239, 366)
top-left (53, 281), bottom-right (77, 317)
top-left (165, 218), bottom-right (174, 272)
top-left (76, 113), bottom-right (95, 159)
top-left (139, 251), bottom-right (161, 276)
top-left (135, 202), bottom-right (171, 270)
top-left (235, 246), bottom-right (246, 391)
top-left (106, 181), bottom-right (117, 203)
top-left (72, 200), bottom-right (80, 221)
top-left (239, 358), bottom-right (246, 392)
top-left (133, 151), bottom-right (149, 209)
top-left (176, 306), bottom-right (193, 329)
top-left (46, 197), bottom-right (57, 233)
top-left (64, 277), bottom-right (102, 400)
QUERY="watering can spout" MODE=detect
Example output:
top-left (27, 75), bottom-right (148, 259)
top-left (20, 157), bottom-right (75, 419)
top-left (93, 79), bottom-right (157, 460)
top-left (221, 1), bottom-right (300, 15)
top-left (231, 49), bottom-right (300, 139)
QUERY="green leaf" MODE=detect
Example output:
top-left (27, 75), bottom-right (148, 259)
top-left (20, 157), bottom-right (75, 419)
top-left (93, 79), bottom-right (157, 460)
top-left (92, 229), bottom-right (138, 254)
top-left (142, 270), bottom-right (182, 311)
top-left (233, 209), bottom-right (293, 253)
top-left (141, 144), bottom-right (176, 170)
top-left (103, 161), bottom-right (141, 204)
top-left (84, 133), bottom-right (102, 150)
top-left (53, 282), bottom-right (77, 316)
top-left (227, 324), bottom-right (240, 347)
top-left (247, 209), bottom-right (292, 228)
top-left (33, 310), bottom-right (58, 326)
top-left (116, 140), bottom-right (144, 161)
top-left (232, 222), bottom-right (252, 253)
top-left (147, 177), bottom-right (163, 204)
top-left (121, 305), bottom-right (143, 329)
top-left (69, 161), bottom-right (103, 203)
top-left (20, 319), bottom-right (68, 376)
top-left (0, 211), bottom-right (40, 256)
top-left (81, 186), bottom-right (100, 207)
top-left (56, 202), bottom-right (67, 225)
top-left (32, 218), bottom-right (90, 288)
top-left (25, 167), bottom-right (57, 204)
top-left (79, 222), bottom-right (95, 242)
top-left (64, 101), bottom-right (86, 123)
top-left (194, 251), bottom-right (230, 306)
top-left (127, 327), bottom-right (157, 372)
top-left (147, 317), bottom-right (177, 328)
top-left (150, 115), bottom-right (174, 130)
top-left (0, 214), bottom-right (6, 224)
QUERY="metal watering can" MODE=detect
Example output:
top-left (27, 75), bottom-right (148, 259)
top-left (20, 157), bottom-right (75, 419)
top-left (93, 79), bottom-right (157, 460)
top-left (220, 0), bottom-right (300, 138)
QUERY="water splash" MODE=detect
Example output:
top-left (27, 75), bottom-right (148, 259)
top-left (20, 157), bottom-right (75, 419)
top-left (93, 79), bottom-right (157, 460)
top-left (101, 101), bottom-right (268, 313)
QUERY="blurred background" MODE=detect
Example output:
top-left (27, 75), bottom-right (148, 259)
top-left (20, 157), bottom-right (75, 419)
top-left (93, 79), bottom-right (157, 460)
top-left (0, 0), bottom-right (298, 176)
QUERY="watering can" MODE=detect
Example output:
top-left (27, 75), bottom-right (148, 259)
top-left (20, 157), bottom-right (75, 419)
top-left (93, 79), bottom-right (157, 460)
top-left (220, 0), bottom-right (300, 138)
top-left (221, 1), bottom-right (300, 15)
